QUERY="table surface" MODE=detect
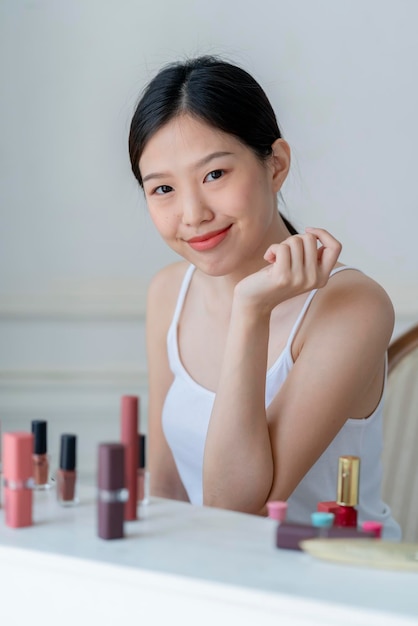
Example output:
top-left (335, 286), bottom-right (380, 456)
top-left (1, 483), bottom-right (417, 625)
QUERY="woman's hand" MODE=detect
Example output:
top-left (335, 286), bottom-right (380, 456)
top-left (234, 228), bottom-right (342, 315)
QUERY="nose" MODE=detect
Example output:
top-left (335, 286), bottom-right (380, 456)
top-left (180, 188), bottom-right (214, 227)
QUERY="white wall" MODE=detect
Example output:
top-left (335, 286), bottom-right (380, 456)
top-left (1, 0), bottom-right (417, 476)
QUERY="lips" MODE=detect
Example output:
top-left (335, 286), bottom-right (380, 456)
top-left (186, 226), bottom-right (232, 251)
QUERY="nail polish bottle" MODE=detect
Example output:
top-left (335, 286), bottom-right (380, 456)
top-left (56, 434), bottom-right (78, 506)
top-left (97, 443), bottom-right (128, 540)
top-left (137, 433), bottom-right (150, 505)
top-left (120, 396), bottom-right (139, 520)
top-left (335, 455), bottom-right (360, 527)
top-left (3, 432), bottom-right (34, 528)
top-left (31, 420), bottom-right (50, 489)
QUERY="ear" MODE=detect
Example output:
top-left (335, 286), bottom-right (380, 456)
top-left (270, 138), bottom-right (291, 192)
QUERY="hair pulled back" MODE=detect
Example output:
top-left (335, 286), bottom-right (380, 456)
top-left (128, 55), bottom-right (297, 234)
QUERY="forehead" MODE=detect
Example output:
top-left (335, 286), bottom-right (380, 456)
top-left (139, 114), bottom-right (246, 171)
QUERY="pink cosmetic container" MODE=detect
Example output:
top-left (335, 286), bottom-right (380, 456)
top-left (3, 432), bottom-right (34, 528)
top-left (120, 395), bottom-right (139, 521)
top-left (266, 500), bottom-right (288, 523)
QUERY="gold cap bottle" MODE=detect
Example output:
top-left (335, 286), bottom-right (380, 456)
top-left (336, 455), bottom-right (360, 506)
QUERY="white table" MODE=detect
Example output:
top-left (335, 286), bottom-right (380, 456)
top-left (0, 485), bottom-right (417, 626)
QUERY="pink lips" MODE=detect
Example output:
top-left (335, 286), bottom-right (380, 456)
top-left (186, 226), bottom-right (231, 251)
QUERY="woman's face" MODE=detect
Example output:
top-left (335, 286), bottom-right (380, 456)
top-left (139, 114), bottom-right (289, 277)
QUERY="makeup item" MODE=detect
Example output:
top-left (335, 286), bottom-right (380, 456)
top-left (317, 456), bottom-right (361, 527)
top-left (335, 455), bottom-right (360, 527)
top-left (276, 520), bottom-right (375, 551)
top-left (137, 433), bottom-right (150, 505)
top-left (120, 395), bottom-right (139, 520)
top-left (266, 500), bottom-right (288, 523)
top-left (3, 432), bottom-right (34, 528)
top-left (31, 420), bottom-right (49, 489)
top-left (311, 512), bottom-right (335, 537)
top-left (56, 434), bottom-right (77, 506)
top-left (362, 520), bottom-right (383, 538)
top-left (97, 443), bottom-right (128, 540)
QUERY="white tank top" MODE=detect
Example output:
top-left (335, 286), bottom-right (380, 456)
top-left (162, 264), bottom-right (401, 540)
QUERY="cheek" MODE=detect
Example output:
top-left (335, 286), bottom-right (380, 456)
top-left (148, 207), bottom-right (178, 239)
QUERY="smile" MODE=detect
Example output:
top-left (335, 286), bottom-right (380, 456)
top-left (186, 226), bottom-right (232, 251)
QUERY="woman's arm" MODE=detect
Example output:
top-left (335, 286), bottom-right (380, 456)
top-left (202, 229), bottom-right (393, 513)
top-left (147, 264), bottom-right (190, 502)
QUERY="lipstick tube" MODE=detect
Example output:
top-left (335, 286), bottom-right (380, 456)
top-left (31, 420), bottom-right (50, 489)
top-left (97, 443), bottom-right (128, 540)
top-left (120, 395), bottom-right (139, 520)
top-left (276, 521), bottom-right (374, 551)
top-left (3, 432), bottom-right (34, 528)
top-left (56, 434), bottom-right (77, 506)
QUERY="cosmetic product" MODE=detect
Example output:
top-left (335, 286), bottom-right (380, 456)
top-left (311, 512), bottom-right (335, 537)
top-left (56, 434), bottom-right (77, 506)
top-left (317, 456), bottom-right (360, 527)
top-left (137, 433), bottom-right (150, 505)
top-left (266, 500), bottom-right (288, 523)
top-left (31, 420), bottom-right (49, 489)
top-left (120, 395), bottom-right (139, 520)
top-left (362, 520), bottom-right (383, 538)
top-left (97, 443), bottom-right (128, 540)
top-left (276, 520), bottom-right (374, 551)
top-left (3, 432), bottom-right (34, 528)
top-left (335, 455), bottom-right (360, 527)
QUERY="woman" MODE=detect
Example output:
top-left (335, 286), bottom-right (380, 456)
top-left (129, 55), bottom-right (400, 539)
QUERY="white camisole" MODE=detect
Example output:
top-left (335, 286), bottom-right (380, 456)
top-left (162, 264), bottom-right (401, 540)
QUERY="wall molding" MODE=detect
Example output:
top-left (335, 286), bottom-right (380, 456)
top-left (0, 281), bottom-right (417, 320)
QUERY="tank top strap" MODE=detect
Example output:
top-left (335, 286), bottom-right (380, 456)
top-left (285, 265), bottom-right (361, 351)
top-left (168, 264), bottom-right (196, 331)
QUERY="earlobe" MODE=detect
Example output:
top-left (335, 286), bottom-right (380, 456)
top-left (271, 139), bottom-right (291, 192)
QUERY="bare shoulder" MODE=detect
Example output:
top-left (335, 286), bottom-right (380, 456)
top-left (147, 261), bottom-right (191, 327)
top-left (300, 267), bottom-right (395, 350)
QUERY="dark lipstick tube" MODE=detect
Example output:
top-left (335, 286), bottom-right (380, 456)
top-left (120, 396), bottom-right (139, 520)
top-left (97, 443), bottom-right (128, 540)
top-left (276, 521), bottom-right (375, 551)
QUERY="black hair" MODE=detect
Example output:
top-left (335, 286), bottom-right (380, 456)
top-left (128, 55), bottom-right (297, 235)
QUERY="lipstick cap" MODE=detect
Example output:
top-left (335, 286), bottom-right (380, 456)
top-left (60, 434), bottom-right (77, 471)
top-left (98, 443), bottom-right (125, 491)
top-left (337, 455), bottom-right (360, 506)
top-left (3, 432), bottom-right (34, 481)
top-left (138, 433), bottom-right (146, 469)
top-left (120, 396), bottom-right (139, 441)
top-left (31, 420), bottom-right (47, 455)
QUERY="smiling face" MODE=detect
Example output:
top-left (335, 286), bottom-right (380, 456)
top-left (139, 114), bottom-right (290, 278)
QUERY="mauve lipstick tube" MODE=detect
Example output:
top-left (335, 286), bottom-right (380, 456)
top-left (97, 443), bottom-right (128, 540)
top-left (276, 521), bottom-right (375, 551)
top-left (120, 395), bottom-right (139, 520)
top-left (3, 432), bottom-right (34, 528)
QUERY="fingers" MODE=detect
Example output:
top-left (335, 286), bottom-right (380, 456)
top-left (263, 228), bottom-right (342, 290)
top-left (304, 227), bottom-right (342, 275)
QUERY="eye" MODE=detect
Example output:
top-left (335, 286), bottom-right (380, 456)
top-left (153, 184), bottom-right (173, 195)
top-left (204, 169), bottom-right (224, 182)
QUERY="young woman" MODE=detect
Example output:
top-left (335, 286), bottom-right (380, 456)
top-left (128, 55), bottom-right (401, 539)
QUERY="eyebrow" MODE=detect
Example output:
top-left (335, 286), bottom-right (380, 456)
top-left (141, 151), bottom-right (234, 184)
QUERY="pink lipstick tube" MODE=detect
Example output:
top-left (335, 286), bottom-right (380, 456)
top-left (97, 443), bottom-right (128, 540)
top-left (120, 395), bottom-right (139, 521)
top-left (3, 432), bottom-right (34, 528)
